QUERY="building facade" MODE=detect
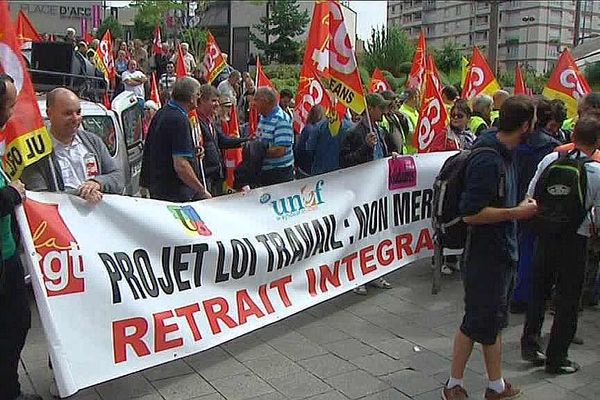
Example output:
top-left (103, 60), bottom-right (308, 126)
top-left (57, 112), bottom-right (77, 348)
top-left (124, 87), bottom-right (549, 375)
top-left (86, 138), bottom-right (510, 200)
top-left (387, 0), bottom-right (600, 74)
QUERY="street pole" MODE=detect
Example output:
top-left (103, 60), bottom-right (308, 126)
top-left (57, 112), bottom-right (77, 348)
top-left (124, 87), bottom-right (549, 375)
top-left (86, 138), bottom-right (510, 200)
top-left (574, 0), bottom-right (581, 46)
top-left (522, 16), bottom-right (535, 70)
top-left (489, 0), bottom-right (500, 76)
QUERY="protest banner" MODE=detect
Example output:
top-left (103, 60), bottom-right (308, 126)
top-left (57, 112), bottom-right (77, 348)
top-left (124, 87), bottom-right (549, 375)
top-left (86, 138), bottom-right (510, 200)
top-left (19, 153), bottom-right (451, 397)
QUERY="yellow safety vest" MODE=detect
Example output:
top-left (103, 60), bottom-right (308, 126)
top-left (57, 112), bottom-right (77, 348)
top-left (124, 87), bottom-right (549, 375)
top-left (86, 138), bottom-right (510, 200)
top-left (399, 104), bottom-right (419, 153)
top-left (469, 115), bottom-right (488, 135)
top-left (490, 110), bottom-right (500, 125)
top-left (562, 117), bottom-right (576, 131)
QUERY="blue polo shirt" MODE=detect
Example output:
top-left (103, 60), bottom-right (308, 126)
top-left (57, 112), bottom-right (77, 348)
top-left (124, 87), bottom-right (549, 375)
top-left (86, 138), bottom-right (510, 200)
top-left (257, 105), bottom-right (294, 171)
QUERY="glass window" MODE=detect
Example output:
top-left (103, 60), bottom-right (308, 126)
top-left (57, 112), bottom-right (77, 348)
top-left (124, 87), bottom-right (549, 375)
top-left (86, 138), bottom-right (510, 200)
top-left (121, 106), bottom-right (144, 148)
top-left (81, 116), bottom-right (117, 156)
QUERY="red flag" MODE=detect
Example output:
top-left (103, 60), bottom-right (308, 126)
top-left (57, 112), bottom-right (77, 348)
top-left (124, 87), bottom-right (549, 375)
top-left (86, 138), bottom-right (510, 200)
top-left (369, 68), bottom-right (391, 93)
top-left (84, 31), bottom-right (93, 45)
top-left (542, 49), bottom-right (591, 118)
top-left (255, 56), bottom-right (274, 89)
top-left (407, 31), bottom-right (426, 90)
top-left (94, 29), bottom-right (115, 80)
top-left (16, 10), bottom-right (40, 43)
top-left (413, 72), bottom-right (448, 153)
top-left (462, 47), bottom-right (501, 100)
top-left (0, 1), bottom-right (52, 178)
top-left (150, 73), bottom-right (161, 108)
top-left (222, 107), bottom-right (242, 189)
top-left (175, 44), bottom-right (187, 78)
top-left (426, 55), bottom-right (442, 92)
top-left (152, 25), bottom-right (162, 55)
top-left (202, 32), bottom-right (227, 84)
top-left (103, 92), bottom-right (111, 110)
top-left (514, 63), bottom-right (528, 96)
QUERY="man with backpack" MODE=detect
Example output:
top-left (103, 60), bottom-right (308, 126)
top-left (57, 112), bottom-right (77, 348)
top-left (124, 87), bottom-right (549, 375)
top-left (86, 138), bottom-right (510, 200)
top-left (442, 96), bottom-right (538, 400)
top-left (521, 116), bottom-right (600, 375)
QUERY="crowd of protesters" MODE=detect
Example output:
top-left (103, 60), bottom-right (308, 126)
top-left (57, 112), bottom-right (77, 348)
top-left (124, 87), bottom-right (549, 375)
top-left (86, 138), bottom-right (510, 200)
top-left (1, 26), bottom-right (600, 400)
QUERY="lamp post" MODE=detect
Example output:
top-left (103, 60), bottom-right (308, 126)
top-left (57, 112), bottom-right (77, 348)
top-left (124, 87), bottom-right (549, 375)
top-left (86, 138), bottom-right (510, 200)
top-left (522, 16), bottom-right (535, 69)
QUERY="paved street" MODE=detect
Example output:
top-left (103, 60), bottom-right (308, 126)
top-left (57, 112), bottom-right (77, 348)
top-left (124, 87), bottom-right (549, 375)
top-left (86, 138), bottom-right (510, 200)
top-left (20, 259), bottom-right (600, 400)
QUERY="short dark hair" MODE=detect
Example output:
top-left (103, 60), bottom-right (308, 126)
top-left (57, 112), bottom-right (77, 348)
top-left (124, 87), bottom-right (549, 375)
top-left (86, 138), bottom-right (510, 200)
top-left (451, 99), bottom-right (472, 118)
top-left (0, 73), bottom-right (14, 103)
top-left (280, 88), bottom-right (294, 99)
top-left (536, 98), bottom-right (567, 129)
top-left (574, 116), bottom-right (600, 147)
top-left (441, 86), bottom-right (459, 101)
top-left (580, 93), bottom-right (600, 116)
top-left (166, 61), bottom-right (175, 66)
top-left (497, 95), bottom-right (535, 133)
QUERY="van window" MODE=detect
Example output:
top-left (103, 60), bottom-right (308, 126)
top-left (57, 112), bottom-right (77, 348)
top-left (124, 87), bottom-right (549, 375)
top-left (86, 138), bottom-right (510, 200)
top-left (121, 105), bottom-right (143, 148)
top-left (81, 116), bottom-right (117, 156)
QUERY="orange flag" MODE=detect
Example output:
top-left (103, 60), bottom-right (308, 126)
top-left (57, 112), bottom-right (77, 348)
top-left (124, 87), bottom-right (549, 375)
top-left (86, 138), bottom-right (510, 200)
top-left (542, 49), bottom-right (591, 118)
top-left (94, 29), bottom-right (115, 80)
top-left (222, 107), bottom-right (242, 190)
top-left (514, 63), bottom-right (528, 96)
top-left (202, 32), bottom-right (226, 84)
top-left (462, 47), bottom-right (501, 100)
top-left (426, 54), bottom-right (442, 92)
top-left (369, 68), bottom-right (391, 93)
top-left (152, 25), bottom-right (162, 55)
top-left (407, 31), bottom-right (426, 90)
top-left (255, 56), bottom-right (274, 89)
top-left (175, 44), bottom-right (187, 78)
top-left (150, 73), bottom-right (161, 108)
top-left (0, 1), bottom-right (52, 178)
top-left (16, 10), bottom-right (40, 43)
top-left (413, 72), bottom-right (448, 153)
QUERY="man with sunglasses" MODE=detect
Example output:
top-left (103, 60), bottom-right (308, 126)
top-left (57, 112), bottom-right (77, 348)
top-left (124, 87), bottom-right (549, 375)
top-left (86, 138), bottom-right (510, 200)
top-left (0, 74), bottom-right (41, 400)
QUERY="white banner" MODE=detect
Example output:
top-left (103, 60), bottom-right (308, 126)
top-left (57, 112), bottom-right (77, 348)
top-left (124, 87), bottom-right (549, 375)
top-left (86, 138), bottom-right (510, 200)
top-left (18, 153), bottom-right (451, 397)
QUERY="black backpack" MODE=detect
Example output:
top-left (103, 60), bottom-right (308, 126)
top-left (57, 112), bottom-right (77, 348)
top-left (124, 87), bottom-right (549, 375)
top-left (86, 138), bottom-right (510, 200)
top-left (533, 149), bottom-right (592, 235)
top-left (432, 148), bottom-right (505, 249)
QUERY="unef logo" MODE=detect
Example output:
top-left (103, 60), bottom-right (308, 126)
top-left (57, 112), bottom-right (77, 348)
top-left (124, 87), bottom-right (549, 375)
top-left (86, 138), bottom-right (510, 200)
top-left (24, 200), bottom-right (85, 297)
top-left (559, 69), bottom-right (587, 100)
top-left (417, 97), bottom-right (442, 151)
top-left (261, 180), bottom-right (325, 220)
top-left (167, 205), bottom-right (212, 236)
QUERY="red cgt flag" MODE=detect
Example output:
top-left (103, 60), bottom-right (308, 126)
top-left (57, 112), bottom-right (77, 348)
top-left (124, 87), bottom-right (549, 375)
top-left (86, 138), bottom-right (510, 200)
top-left (462, 47), bottom-right (501, 100)
top-left (542, 49), bottom-right (591, 118)
top-left (93, 29), bottom-right (115, 80)
top-left (152, 25), bottom-right (162, 55)
top-left (407, 31), bottom-right (426, 90)
top-left (413, 72), bottom-right (448, 153)
top-left (0, 1), bottom-right (52, 178)
top-left (16, 10), bottom-right (40, 43)
top-left (150, 72), bottom-right (161, 108)
top-left (514, 62), bottom-right (528, 96)
top-left (369, 68), bottom-right (391, 93)
top-left (426, 54), bottom-right (442, 92)
top-left (175, 44), bottom-right (187, 79)
top-left (202, 32), bottom-right (226, 84)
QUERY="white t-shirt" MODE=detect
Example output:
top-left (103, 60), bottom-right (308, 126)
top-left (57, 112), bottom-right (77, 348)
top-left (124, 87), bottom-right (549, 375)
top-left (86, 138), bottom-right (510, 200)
top-left (528, 150), bottom-right (600, 237)
top-left (122, 70), bottom-right (146, 98)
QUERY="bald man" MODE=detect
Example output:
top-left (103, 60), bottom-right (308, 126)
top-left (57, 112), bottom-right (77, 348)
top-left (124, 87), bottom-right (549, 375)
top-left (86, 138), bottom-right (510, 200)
top-left (21, 88), bottom-right (123, 202)
top-left (491, 90), bottom-right (509, 127)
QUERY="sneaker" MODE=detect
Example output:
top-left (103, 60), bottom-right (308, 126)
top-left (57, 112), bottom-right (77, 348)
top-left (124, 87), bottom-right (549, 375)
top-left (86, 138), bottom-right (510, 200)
top-left (521, 347), bottom-right (547, 366)
top-left (15, 393), bottom-right (43, 400)
top-left (353, 285), bottom-right (367, 295)
top-left (441, 384), bottom-right (469, 400)
top-left (368, 278), bottom-right (392, 289)
top-left (484, 381), bottom-right (521, 399)
top-left (545, 359), bottom-right (580, 375)
top-left (441, 264), bottom-right (454, 275)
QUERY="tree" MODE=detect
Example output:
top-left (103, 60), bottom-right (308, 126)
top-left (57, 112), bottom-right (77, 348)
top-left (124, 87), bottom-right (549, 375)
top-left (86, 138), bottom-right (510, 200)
top-left (433, 41), bottom-right (463, 73)
top-left (180, 28), bottom-right (208, 64)
top-left (96, 16), bottom-right (123, 40)
top-left (249, 0), bottom-right (310, 64)
top-left (130, 0), bottom-right (185, 39)
top-left (362, 26), bottom-right (414, 77)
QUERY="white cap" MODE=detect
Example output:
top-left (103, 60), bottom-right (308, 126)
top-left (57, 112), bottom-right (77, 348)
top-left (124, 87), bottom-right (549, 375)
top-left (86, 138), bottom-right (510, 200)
top-left (144, 100), bottom-right (159, 111)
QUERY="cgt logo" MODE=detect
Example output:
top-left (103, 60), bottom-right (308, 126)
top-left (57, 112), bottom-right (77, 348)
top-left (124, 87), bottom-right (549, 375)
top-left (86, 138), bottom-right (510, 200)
top-left (24, 200), bottom-right (85, 297)
top-left (261, 179), bottom-right (325, 220)
top-left (168, 205), bottom-right (212, 236)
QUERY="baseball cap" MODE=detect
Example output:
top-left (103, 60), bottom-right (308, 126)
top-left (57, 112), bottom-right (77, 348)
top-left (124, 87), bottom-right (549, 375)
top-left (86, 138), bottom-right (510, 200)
top-left (366, 93), bottom-right (392, 109)
top-left (144, 100), bottom-right (159, 111)
top-left (380, 91), bottom-right (397, 102)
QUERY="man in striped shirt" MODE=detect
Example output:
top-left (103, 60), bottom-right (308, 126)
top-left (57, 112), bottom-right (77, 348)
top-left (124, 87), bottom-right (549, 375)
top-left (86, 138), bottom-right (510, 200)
top-left (254, 87), bottom-right (295, 186)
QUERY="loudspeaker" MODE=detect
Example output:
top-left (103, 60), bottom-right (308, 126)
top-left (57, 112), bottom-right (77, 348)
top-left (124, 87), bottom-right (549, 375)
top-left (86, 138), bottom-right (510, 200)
top-left (30, 42), bottom-right (74, 86)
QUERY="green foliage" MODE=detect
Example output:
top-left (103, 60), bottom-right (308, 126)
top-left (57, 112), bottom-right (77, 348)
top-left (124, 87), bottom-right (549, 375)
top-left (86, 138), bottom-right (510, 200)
top-left (585, 62), bottom-right (600, 86)
top-left (96, 16), bottom-right (123, 40)
top-left (433, 41), bottom-right (464, 73)
top-left (249, 0), bottom-right (310, 64)
top-left (262, 64), bottom-right (300, 80)
top-left (180, 28), bottom-right (207, 64)
top-left (498, 67), bottom-right (548, 94)
top-left (130, 0), bottom-right (184, 39)
top-left (363, 26), bottom-right (414, 77)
